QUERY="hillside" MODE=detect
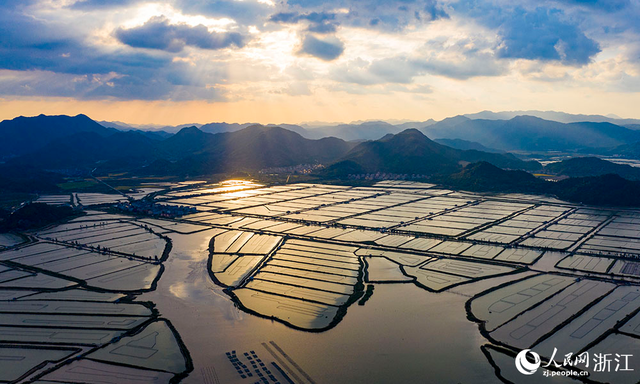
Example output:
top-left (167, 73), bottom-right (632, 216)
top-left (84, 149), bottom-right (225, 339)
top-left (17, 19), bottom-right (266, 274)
top-left (180, 122), bottom-right (311, 138)
top-left (0, 164), bottom-right (64, 193)
top-left (394, 120), bottom-right (437, 130)
top-left (439, 162), bottom-right (640, 207)
top-left (194, 125), bottom-right (355, 173)
top-left (544, 157), bottom-right (640, 180)
top-left (4, 117), bottom-right (355, 175)
top-left (604, 142), bottom-right (640, 160)
top-left (11, 131), bottom-right (162, 169)
top-left (422, 116), bottom-right (640, 151)
top-left (138, 125), bottom-right (356, 176)
top-left (198, 122), bottom-right (253, 134)
top-left (322, 129), bottom-right (540, 176)
top-left (440, 162), bottom-right (547, 193)
top-left (434, 138), bottom-right (502, 153)
top-left (0, 203), bottom-right (77, 231)
top-left (159, 126), bottom-right (216, 158)
top-left (555, 174), bottom-right (640, 206)
top-left (0, 114), bottom-right (115, 158)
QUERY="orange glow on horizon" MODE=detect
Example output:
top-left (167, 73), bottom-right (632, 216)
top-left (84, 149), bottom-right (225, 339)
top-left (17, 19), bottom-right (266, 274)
top-left (1, 87), bottom-right (640, 126)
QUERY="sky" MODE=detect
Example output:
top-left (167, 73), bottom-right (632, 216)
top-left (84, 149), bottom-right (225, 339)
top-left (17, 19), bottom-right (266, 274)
top-left (0, 0), bottom-right (639, 125)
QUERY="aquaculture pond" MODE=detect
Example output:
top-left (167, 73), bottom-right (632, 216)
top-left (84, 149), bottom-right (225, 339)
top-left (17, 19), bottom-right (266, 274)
top-left (3, 180), bottom-right (640, 383)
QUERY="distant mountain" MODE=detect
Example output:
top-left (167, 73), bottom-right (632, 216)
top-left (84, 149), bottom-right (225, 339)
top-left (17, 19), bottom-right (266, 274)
top-left (7, 122), bottom-right (354, 176)
top-left (439, 162), bottom-right (640, 207)
top-left (0, 114), bottom-right (116, 158)
top-left (186, 122), bottom-right (311, 138)
top-left (136, 130), bottom-right (173, 140)
top-left (208, 125), bottom-right (352, 170)
top-left (394, 120), bottom-right (437, 130)
top-left (10, 131), bottom-right (162, 170)
top-left (97, 120), bottom-right (131, 130)
top-left (555, 174), bottom-right (640, 207)
top-left (422, 116), bottom-right (640, 151)
top-left (463, 110), bottom-right (640, 126)
top-left (597, 141), bottom-right (640, 159)
top-left (198, 122), bottom-right (253, 134)
top-left (441, 161), bottom-right (546, 193)
top-left (157, 125), bottom-right (354, 175)
top-left (98, 120), bottom-right (184, 130)
top-left (322, 129), bottom-right (540, 176)
top-left (305, 121), bottom-right (406, 141)
top-left (97, 121), bottom-right (174, 139)
top-left (159, 126), bottom-right (215, 158)
top-left (434, 138), bottom-right (502, 153)
top-left (1, 111), bottom-right (356, 176)
top-left (267, 124), bottom-right (310, 138)
top-left (545, 157), bottom-right (640, 180)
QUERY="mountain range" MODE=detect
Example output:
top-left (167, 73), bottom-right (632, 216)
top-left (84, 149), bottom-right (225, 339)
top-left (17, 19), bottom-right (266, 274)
top-left (421, 115), bottom-right (640, 152)
top-left (438, 162), bottom-right (640, 207)
top-left (322, 129), bottom-right (539, 177)
top-left (97, 110), bottom-right (640, 144)
top-left (543, 157), bottom-right (640, 180)
top-left (3, 113), bottom-right (640, 207)
top-left (462, 110), bottom-right (640, 127)
top-left (1, 114), bottom-right (115, 158)
top-left (5, 117), bottom-right (355, 175)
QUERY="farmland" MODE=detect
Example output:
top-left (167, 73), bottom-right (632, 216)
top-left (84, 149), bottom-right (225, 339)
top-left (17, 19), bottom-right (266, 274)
top-left (2, 179), bottom-right (640, 383)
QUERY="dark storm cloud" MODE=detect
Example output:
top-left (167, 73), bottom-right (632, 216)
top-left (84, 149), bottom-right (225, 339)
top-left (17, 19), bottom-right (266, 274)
top-left (115, 16), bottom-right (246, 52)
top-left (298, 35), bottom-right (345, 61)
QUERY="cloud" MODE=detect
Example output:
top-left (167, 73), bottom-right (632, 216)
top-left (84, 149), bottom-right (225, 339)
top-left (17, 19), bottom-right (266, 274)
top-left (369, 57), bottom-right (419, 84)
top-left (330, 34), bottom-right (506, 85)
top-left (424, 0), bottom-right (450, 20)
top-left (330, 57), bottom-right (423, 85)
top-left (415, 36), bottom-right (508, 79)
top-left (1, 0), bottom-right (639, 106)
top-left (454, 1), bottom-right (601, 66)
top-left (417, 54), bottom-right (506, 79)
top-left (279, 0), bottom-right (448, 31)
top-left (285, 82), bottom-right (312, 96)
top-left (69, 0), bottom-right (143, 10)
top-left (115, 16), bottom-right (246, 52)
top-left (496, 7), bottom-right (600, 65)
top-left (0, 0), bottom-right (39, 10)
top-left (552, 0), bottom-right (630, 12)
top-left (270, 11), bottom-right (337, 34)
top-left (0, 8), bottom-right (231, 101)
top-left (174, 0), bottom-right (273, 25)
top-left (298, 34), bottom-right (345, 61)
top-left (270, 11), bottom-right (335, 24)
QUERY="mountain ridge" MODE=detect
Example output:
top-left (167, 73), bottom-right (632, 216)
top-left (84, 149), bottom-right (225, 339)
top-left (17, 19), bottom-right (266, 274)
top-left (322, 128), bottom-right (540, 177)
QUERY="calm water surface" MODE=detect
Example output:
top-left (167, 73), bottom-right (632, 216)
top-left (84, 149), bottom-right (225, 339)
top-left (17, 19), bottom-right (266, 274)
top-left (140, 230), bottom-right (498, 384)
